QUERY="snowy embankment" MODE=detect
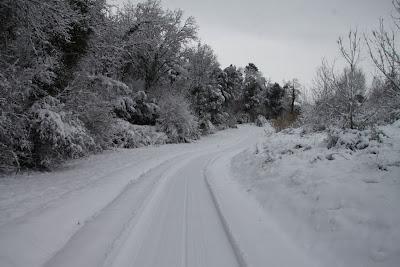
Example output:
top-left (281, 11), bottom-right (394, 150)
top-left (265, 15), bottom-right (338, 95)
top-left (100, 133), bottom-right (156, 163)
top-left (231, 121), bottom-right (400, 267)
top-left (205, 150), bottom-right (316, 267)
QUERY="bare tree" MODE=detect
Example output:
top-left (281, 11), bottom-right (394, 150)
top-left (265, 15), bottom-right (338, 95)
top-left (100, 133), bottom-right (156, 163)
top-left (365, 19), bottom-right (400, 91)
top-left (284, 78), bottom-right (301, 114)
top-left (337, 29), bottom-right (364, 129)
top-left (363, 0), bottom-right (400, 124)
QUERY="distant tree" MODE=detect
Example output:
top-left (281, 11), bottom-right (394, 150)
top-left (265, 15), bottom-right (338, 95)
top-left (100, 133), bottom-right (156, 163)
top-left (283, 79), bottom-right (301, 114)
top-left (338, 29), bottom-right (365, 129)
top-left (184, 43), bottom-right (219, 91)
top-left (365, 11), bottom-right (400, 91)
top-left (243, 63), bottom-right (266, 120)
top-left (265, 83), bottom-right (285, 118)
top-left (307, 36), bottom-right (366, 130)
top-left (183, 43), bottom-right (229, 125)
top-left (245, 63), bottom-right (259, 73)
top-left (221, 64), bottom-right (244, 107)
top-left (364, 1), bottom-right (400, 123)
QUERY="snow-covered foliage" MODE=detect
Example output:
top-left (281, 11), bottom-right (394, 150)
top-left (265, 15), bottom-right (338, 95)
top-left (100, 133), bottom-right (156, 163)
top-left (304, 57), bottom-right (367, 130)
top-left (30, 97), bottom-right (95, 169)
top-left (242, 63), bottom-right (288, 121)
top-left (2, 0), bottom-right (399, 174)
top-left (184, 43), bottom-right (231, 126)
top-left (110, 119), bottom-right (167, 148)
top-left (232, 121), bottom-right (400, 267)
top-left (242, 63), bottom-right (265, 120)
top-left (198, 119), bottom-right (217, 135)
top-left (114, 91), bottom-right (160, 125)
top-left (326, 127), bottom-right (386, 151)
top-left (255, 115), bottom-right (268, 127)
top-left (118, 0), bottom-right (197, 91)
top-left (157, 94), bottom-right (199, 143)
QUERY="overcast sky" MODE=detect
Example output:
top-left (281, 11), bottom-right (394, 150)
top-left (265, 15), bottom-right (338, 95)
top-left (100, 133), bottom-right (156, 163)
top-left (110, 0), bottom-right (396, 87)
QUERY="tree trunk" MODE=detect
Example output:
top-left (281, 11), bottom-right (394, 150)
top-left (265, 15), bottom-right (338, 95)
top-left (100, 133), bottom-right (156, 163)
top-left (290, 82), bottom-right (295, 114)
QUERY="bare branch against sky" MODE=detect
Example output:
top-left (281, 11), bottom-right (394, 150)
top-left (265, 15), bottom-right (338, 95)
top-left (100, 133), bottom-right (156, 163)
top-left (109, 0), bottom-right (395, 86)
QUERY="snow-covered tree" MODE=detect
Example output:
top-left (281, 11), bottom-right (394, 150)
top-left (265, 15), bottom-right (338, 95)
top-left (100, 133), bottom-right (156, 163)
top-left (337, 30), bottom-right (366, 129)
top-left (364, 1), bottom-right (400, 123)
top-left (243, 63), bottom-right (267, 120)
top-left (264, 82), bottom-right (285, 119)
top-left (283, 79), bottom-right (301, 115)
top-left (219, 65), bottom-right (244, 113)
top-left (119, 0), bottom-right (197, 91)
top-left (184, 43), bottom-right (228, 126)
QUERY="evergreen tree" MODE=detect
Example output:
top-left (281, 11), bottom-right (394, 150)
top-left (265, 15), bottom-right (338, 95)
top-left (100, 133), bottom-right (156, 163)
top-left (243, 63), bottom-right (266, 120)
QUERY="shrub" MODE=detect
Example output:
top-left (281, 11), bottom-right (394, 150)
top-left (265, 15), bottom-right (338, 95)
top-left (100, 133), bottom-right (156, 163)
top-left (325, 127), bottom-right (386, 151)
top-left (255, 115), bottom-right (268, 127)
top-left (110, 119), bottom-right (167, 148)
top-left (157, 94), bottom-right (200, 143)
top-left (63, 74), bottom-right (124, 149)
top-left (0, 113), bottom-right (31, 173)
top-left (199, 119), bottom-right (216, 135)
top-left (237, 113), bottom-right (251, 124)
top-left (271, 113), bottom-right (298, 132)
top-left (114, 91), bottom-right (160, 125)
top-left (30, 96), bottom-right (95, 169)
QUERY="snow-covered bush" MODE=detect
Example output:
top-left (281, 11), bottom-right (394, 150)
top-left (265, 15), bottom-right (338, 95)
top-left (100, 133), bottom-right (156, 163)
top-left (0, 112), bottom-right (31, 173)
top-left (30, 97), bottom-right (95, 169)
top-left (110, 119), bottom-right (167, 148)
top-left (114, 91), bottom-right (160, 125)
top-left (255, 115), bottom-right (268, 127)
top-left (326, 127), bottom-right (386, 151)
top-left (63, 74), bottom-right (130, 149)
top-left (237, 113), bottom-right (251, 124)
top-left (157, 94), bottom-right (200, 143)
top-left (199, 119), bottom-right (216, 135)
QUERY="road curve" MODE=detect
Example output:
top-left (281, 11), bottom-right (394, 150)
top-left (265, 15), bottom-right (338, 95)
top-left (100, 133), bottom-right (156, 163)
top-left (42, 127), bottom-right (264, 267)
top-left (108, 154), bottom-right (240, 267)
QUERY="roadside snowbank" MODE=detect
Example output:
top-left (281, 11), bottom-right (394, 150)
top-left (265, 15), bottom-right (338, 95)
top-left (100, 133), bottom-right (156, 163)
top-left (206, 150), bottom-right (316, 267)
top-left (232, 122), bottom-right (400, 267)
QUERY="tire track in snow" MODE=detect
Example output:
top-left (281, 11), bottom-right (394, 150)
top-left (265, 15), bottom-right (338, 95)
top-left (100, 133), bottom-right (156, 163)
top-left (204, 153), bottom-right (249, 267)
top-left (205, 149), bottom-right (316, 267)
top-left (108, 153), bottom-right (241, 267)
top-left (181, 171), bottom-right (189, 267)
top-left (44, 153), bottom-right (192, 267)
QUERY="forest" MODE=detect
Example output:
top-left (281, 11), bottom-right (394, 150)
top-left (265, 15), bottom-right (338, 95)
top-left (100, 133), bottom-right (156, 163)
top-left (1, 0), bottom-right (399, 172)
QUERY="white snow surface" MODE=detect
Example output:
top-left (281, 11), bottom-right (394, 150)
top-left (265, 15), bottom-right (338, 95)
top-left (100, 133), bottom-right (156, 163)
top-left (232, 122), bottom-right (400, 267)
top-left (1, 122), bottom-right (398, 267)
top-left (0, 125), bottom-right (315, 267)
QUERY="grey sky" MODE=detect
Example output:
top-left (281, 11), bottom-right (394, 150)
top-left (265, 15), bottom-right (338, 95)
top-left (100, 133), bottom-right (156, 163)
top-left (110, 0), bottom-right (395, 87)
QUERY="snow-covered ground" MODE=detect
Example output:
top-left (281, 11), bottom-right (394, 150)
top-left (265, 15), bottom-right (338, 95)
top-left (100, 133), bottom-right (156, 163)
top-left (1, 123), bottom-right (399, 267)
top-left (232, 121), bottom-right (400, 267)
top-left (2, 125), bottom-right (305, 267)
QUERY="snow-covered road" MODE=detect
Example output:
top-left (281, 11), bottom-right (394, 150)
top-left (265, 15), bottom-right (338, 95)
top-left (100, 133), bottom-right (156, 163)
top-left (0, 125), bottom-right (313, 267)
top-left (108, 154), bottom-right (240, 267)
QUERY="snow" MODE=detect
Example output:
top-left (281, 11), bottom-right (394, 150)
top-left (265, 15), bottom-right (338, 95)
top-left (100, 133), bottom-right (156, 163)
top-left (0, 125), bottom-right (265, 267)
top-left (232, 121), bottom-right (400, 267)
top-left (206, 148), bottom-right (316, 267)
top-left (1, 122), bottom-right (399, 267)
top-left (108, 154), bottom-right (239, 267)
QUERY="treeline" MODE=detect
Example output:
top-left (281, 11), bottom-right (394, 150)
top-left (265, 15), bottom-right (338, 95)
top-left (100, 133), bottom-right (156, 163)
top-left (0, 0), bottom-right (295, 172)
top-left (1, 0), bottom-right (399, 173)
